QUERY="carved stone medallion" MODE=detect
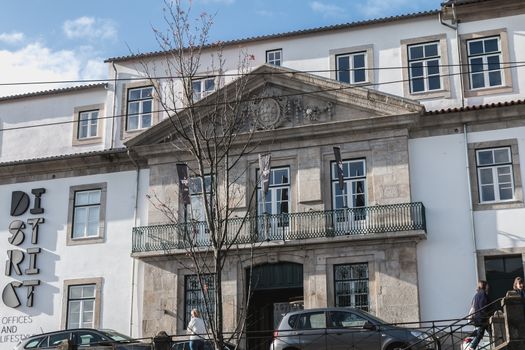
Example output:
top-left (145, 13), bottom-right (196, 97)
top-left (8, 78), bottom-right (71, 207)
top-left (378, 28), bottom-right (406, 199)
top-left (256, 98), bottom-right (281, 129)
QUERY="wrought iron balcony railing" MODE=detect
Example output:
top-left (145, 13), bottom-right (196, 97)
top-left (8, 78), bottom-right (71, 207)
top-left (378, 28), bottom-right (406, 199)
top-left (132, 202), bottom-right (425, 253)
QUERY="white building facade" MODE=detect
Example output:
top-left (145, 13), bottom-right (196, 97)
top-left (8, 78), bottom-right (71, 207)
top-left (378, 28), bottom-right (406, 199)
top-left (0, 0), bottom-right (524, 348)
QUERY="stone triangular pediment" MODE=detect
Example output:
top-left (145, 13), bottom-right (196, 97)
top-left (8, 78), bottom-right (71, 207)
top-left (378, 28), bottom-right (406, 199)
top-left (127, 64), bottom-right (423, 147)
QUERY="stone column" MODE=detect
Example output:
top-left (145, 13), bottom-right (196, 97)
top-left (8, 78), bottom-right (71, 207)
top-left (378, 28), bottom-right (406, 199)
top-left (499, 292), bottom-right (525, 349)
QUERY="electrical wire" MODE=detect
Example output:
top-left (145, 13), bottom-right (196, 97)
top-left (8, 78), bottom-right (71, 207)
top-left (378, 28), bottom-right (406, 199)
top-left (0, 62), bottom-right (523, 133)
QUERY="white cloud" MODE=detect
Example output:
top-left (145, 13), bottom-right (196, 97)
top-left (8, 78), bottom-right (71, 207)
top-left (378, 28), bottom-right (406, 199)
top-left (0, 32), bottom-right (25, 44)
top-left (0, 42), bottom-right (106, 97)
top-left (63, 16), bottom-right (117, 41)
top-left (310, 1), bottom-right (346, 18)
top-left (356, 0), bottom-right (412, 18)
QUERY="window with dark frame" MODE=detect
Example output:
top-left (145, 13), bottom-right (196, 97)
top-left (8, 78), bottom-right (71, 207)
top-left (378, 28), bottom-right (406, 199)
top-left (266, 49), bottom-right (282, 66)
top-left (336, 52), bottom-right (367, 84)
top-left (334, 263), bottom-right (369, 311)
top-left (184, 274), bottom-right (216, 326)
top-left (467, 36), bottom-right (503, 90)
top-left (407, 41), bottom-right (441, 93)
top-left (476, 147), bottom-right (514, 203)
top-left (72, 189), bottom-right (102, 239)
top-left (126, 86), bottom-right (153, 130)
top-left (77, 110), bottom-right (98, 139)
top-left (67, 284), bottom-right (96, 329)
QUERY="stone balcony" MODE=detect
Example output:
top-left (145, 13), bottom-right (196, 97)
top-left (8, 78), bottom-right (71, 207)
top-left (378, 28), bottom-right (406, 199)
top-left (131, 202), bottom-right (426, 256)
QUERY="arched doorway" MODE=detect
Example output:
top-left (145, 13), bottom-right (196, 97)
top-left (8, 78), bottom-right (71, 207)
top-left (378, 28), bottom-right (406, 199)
top-left (246, 262), bottom-right (303, 350)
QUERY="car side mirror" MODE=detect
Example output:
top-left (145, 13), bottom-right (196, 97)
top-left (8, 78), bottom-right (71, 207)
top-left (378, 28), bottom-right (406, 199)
top-left (363, 321), bottom-right (376, 331)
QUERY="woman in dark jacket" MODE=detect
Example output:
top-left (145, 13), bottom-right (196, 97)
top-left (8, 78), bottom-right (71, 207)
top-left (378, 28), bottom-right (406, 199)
top-left (467, 280), bottom-right (490, 350)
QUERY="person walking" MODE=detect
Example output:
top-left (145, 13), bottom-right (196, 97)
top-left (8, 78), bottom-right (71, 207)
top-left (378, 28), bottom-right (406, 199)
top-left (187, 309), bottom-right (206, 350)
top-left (512, 276), bottom-right (525, 297)
top-left (467, 280), bottom-right (490, 350)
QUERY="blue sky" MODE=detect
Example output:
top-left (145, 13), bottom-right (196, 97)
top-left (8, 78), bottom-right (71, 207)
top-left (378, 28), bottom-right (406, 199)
top-left (0, 0), bottom-right (443, 96)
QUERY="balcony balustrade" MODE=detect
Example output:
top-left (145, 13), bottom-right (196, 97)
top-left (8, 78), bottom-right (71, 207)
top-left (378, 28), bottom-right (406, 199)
top-left (132, 202), bottom-right (425, 253)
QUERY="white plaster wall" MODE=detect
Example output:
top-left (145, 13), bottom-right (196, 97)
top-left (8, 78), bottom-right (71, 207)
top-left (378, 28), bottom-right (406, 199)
top-left (467, 127), bottom-right (525, 250)
top-left (0, 88), bottom-right (109, 163)
top-left (410, 126), bottom-right (525, 321)
top-left (0, 169), bottom-right (149, 348)
top-left (111, 13), bottom-right (525, 117)
top-left (409, 133), bottom-right (477, 321)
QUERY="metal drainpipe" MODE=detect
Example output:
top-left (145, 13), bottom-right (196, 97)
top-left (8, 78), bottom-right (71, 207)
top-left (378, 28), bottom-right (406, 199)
top-left (111, 62), bottom-right (118, 149)
top-left (464, 124), bottom-right (479, 281)
top-left (439, 1), bottom-right (466, 108)
top-left (127, 149), bottom-right (141, 336)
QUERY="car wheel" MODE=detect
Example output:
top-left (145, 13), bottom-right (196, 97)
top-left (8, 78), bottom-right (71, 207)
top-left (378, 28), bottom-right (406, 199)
top-left (386, 343), bottom-right (411, 350)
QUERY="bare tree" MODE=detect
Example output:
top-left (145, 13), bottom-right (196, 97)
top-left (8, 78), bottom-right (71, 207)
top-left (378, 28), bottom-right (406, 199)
top-left (139, 1), bottom-right (265, 349)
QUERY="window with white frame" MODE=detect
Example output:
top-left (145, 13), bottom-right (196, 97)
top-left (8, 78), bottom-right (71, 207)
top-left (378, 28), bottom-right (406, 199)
top-left (266, 49), bottom-right (282, 66)
top-left (331, 159), bottom-right (366, 211)
top-left (126, 86), bottom-right (153, 130)
top-left (192, 78), bottom-right (215, 101)
top-left (77, 110), bottom-right (99, 139)
top-left (408, 41), bottom-right (441, 93)
top-left (467, 36), bottom-right (503, 90)
top-left (184, 274), bottom-right (215, 326)
top-left (257, 167), bottom-right (290, 217)
top-left (336, 52), bottom-right (367, 84)
top-left (334, 263), bottom-right (369, 311)
top-left (476, 147), bottom-right (514, 203)
top-left (67, 284), bottom-right (96, 329)
top-left (72, 189), bottom-right (102, 239)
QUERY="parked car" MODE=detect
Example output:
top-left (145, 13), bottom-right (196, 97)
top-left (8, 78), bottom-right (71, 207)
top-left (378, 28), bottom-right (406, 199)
top-left (171, 340), bottom-right (235, 350)
top-left (15, 328), bottom-right (152, 350)
top-left (270, 307), bottom-right (439, 350)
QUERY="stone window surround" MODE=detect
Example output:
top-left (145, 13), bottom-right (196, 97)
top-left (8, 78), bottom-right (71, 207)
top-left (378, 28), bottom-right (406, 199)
top-left (322, 148), bottom-right (375, 211)
top-left (248, 154), bottom-right (298, 215)
top-left (460, 28), bottom-right (513, 98)
top-left (326, 255), bottom-right (376, 314)
top-left (266, 48), bottom-right (283, 66)
top-left (120, 80), bottom-right (161, 141)
top-left (66, 182), bottom-right (108, 246)
top-left (468, 138), bottom-right (523, 211)
top-left (400, 34), bottom-right (451, 100)
top-left (61, 277), bottom-right (103, 329)
top-left (72, 104), bottom-right (105, 146)
top-left (329, 45), bottom-right (374, 86)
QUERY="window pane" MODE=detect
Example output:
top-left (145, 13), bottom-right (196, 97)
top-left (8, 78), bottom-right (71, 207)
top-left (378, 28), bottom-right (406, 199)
top-left (489, 71), bottom-right (502, 87)
top-left (477, 150), bottom-right (494, 165)
top-left (348, 161), bottom-right (364, 177)
top-left (337, 56), bottom-right (350, 83)
top-left (142, 100), bottom-right (152, 113)
top-left (128, 89), bottom-right (141, 100)
top-left (82, 285), bottom-right (96, 298)
top-left (141, 87), bottom-right (153, 98)
top-left (494, 149), bottom-right (510, 164)
top-left (484, 38), bottom-right (499, 53)
top-left (471, 73), bottom-right (485, 89)
top-left (409, 45), bottom-right (424, 60)
top-left (88, 190), bottom-right (101, 204)
top-left (479, 168), bottom-right (494, 185)
top-left (353, 54), bottom-right (365, 68)
top-left (411, 78), bottom-right (424, 92)
top-left (481, 185), bottom-right (495, 202)
top-left (127, 115), bottom-right (138, 130)
top-left (354, 69), bottom-right (365, 83)
top-left (487, 55), bottom-right (500, 71)
top-left (428, 76), bottom-right (441, 90)
top-left (470, 57), bottom-right (484, 73)
top-left (424, 43), bottom-right (438, 57)
top-left (205, 79), bottom-right (215, 91)
top-left (427, 60), bottom-right (440, 75)
top-left (142, 114), bottom-right (152, 128)
top-left (469, 40), bottom-right (484, 55)
top-left (499, 186), bottom-right (513, 200)
top-left (410, 62), bottom-right (424, 77)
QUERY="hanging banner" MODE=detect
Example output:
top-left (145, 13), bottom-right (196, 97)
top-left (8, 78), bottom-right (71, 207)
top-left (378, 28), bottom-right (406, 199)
top-left (333, 147), bottom-right (344, 191)
top-left (176, 163), bottom-right (191, 205)
top-left (259, 153), bottom-right (271, 194)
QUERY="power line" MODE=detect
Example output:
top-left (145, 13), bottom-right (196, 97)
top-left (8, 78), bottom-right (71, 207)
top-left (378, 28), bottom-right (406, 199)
top-left (0, 63), bottom-right (523, 133)
top-left (0, 61), bottom-right (524, 87)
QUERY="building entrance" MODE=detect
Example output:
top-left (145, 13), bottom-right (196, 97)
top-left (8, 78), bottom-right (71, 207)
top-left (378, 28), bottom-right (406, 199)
top-left (246, 262), bottom-right (303, 350)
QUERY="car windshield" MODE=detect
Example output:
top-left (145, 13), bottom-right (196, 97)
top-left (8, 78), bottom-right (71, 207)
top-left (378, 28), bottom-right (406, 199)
top-left (353, 310), bottom-right (388, 325)
top-left (99, 329), bottom-right (134, 342)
